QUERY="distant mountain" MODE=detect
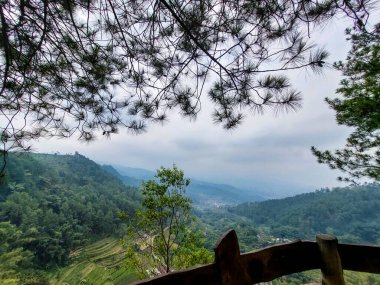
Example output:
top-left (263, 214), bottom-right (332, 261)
top-left (186, 179), bottom-right (264, 207)
top-left (229, 183), bottom-right (380, 244)
top-left (102, 165), bottom-right (149, 188)
top-left (102, 165), bottom-right (142, 187)
top-left (113, 165), bottom-right (155, 181)
top-left (108, 165), bottom-right (265, 208)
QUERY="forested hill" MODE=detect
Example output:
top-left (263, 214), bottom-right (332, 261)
top-left (0, 152), bottom-right (139, 267)
top-left (229, 184), bottom-right (380, 244)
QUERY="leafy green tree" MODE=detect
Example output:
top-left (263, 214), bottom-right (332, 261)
top-left (124, 166), bottom-right (212, 277)
top-left (312, 24), bottom-right (380, 182)
top-left (0, 222), bottom-right (33, 284)
top-left (0, 0), bottom-right (373, 160)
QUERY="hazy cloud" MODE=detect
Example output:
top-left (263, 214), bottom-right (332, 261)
top-left (34, 18), bottom-right (367, 197)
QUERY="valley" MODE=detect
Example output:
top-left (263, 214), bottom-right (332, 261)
top-left (1, 152), bottom-right (380, 284)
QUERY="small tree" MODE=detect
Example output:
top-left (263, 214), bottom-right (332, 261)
top-left (312, 24), bottom-right (380, 182)
top-left (124, 166), bottom-right (212, 277)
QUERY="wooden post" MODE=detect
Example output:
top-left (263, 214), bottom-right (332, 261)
top-left (316, 234), bottom-right (345, 285)
top-left (214, 229), bottom-right (251, 285)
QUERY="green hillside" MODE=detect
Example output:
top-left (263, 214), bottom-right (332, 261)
top-left (2, 152), bottom-right (380, 285)
top-left (0, 152), bottom-right (140, 283)
top-left (229, 183), bottom-right (380, 244)
top-left (217, 184), bottom-right (380, 285)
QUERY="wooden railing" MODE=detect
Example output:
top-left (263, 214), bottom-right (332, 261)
top-left (129, 229), bottom-right (380, 285)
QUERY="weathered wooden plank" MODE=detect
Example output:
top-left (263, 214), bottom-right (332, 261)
top-left (338, 243), bottom-right (380, 274)
top-left (240, 240), bottom-right (321, 283)
top-left (214, 229), bottom-right (251, 285)
top-left (317, 234), bottom-right (345, 285)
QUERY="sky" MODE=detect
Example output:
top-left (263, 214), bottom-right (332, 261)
top-left (34, 16), bottom-right (375, 198)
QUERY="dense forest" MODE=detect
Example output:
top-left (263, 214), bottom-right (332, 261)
top-left (1, 152), bottom-right (380, 284)
top-left (0, 153), bottom-right (140, 283)
top-left (229, 184), bottom-right (380, 244)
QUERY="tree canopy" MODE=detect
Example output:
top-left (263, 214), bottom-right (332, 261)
top-left (0, 221), bottom-right (33, 284)
top-left (0, 0), bottom-right (374, 158)
top-left (124, 165), bottom-right (212, 276)
top-left (312, 23), bottom-right (380, 182)
top-left (0, 152), bottom-right (139, 268)
top-left (229, 183), bottom-right (380, 244)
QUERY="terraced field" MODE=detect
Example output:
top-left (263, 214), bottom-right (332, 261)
top-left (49, 238), bottom-right (139, 285)
top-left (46, 238), bottom-right (380, 285)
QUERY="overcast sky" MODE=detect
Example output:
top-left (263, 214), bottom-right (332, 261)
top-left (34, 17), bottom-right (376, 198)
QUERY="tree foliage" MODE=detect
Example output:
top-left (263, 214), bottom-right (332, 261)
top-left (0, 0), bottom-right (374, 158)
top-left (124, 165), bottom-right (212, 277)
top-left (0, 222), bottom-right (33, 284)
top-left (0, 152), bottom-right (139, 269)
top-left (229, 183), bottom-right (380, 244)
top-left (312, 24), bottom-right (380, 182)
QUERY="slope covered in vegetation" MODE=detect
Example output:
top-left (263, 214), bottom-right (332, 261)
top-left (229, 183), bottom-right (380, 244)
top-left (0, 152), bottom-right (139, 283)
top-left (47, 237), bottom-right (138, 285)
top-left (2, 152), bottom-right (380, 285)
